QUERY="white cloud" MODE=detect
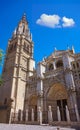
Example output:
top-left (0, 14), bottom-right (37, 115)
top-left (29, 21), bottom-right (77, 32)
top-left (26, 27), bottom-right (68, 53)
top-left (62, 16), bottom-right (75, 27)
top-left (36, 14), bottom-right (61, 28)
top-left (36, 14), bottom-right (75, 28)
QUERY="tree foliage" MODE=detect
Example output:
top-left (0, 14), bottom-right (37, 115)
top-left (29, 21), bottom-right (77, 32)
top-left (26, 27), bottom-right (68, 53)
top-left (0, 75), bottom-right (3, 86)
top-left (0, 49), bottom-right (4, 65)
top-left (0, 49), bottom-right (4, 86)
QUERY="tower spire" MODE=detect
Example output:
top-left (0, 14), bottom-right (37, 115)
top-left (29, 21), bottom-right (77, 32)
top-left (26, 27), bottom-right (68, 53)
top-left (72, 45), bottom-right (75, 54)
top-left (22, 13), bottom-right (26, 21)
top-left (12, 13), bottom-right (32, 41)
top-left (21, 13), bottom-right (28, 24)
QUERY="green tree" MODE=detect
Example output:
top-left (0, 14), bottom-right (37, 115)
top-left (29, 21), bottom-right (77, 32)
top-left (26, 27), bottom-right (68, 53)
top-left (0, 49), bottom-right (4, 65)
top-left (0, 75), bottom-right (3, 86)
top-left (0, 49), bottom-right (4, 86)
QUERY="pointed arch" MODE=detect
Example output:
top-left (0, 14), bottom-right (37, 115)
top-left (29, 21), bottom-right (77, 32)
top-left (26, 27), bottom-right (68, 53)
top-left (29, 94), bottom-right (37, 107)
top-left (47, 83), bottom-right (68, 100)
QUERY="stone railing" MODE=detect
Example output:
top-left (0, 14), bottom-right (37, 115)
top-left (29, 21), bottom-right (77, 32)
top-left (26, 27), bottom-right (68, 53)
top-left (10, 105), bottom-right (80, 124)
top-left (44, 68), bottom-right (64, 78)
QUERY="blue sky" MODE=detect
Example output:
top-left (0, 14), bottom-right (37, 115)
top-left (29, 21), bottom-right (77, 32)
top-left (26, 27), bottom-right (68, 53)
top-left (0, 0), bottom-right (80, 72)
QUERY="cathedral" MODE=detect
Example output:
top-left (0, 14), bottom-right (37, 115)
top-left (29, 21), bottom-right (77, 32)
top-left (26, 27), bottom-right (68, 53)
top-left (0, 14), bottom-right (80, 124)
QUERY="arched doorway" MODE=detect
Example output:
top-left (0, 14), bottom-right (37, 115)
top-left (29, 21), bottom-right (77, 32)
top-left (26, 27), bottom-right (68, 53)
top-left (46, 83), bottom-right (68, 121)
top-left (28, 95), bottom-right (37, 121)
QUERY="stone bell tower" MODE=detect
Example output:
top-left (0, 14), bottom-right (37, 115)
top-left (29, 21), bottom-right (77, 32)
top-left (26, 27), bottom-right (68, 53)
top-left (1, 14), bottom-right (35, 114)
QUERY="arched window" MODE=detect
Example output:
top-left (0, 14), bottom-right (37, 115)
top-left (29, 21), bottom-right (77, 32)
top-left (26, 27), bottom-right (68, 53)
top-left (73, 64), bottom-right (75, 69)
top-left (77, 62), bottom-right (79, 68)
top-left (48, 63), bottom-right (54, 71)
top-left (56, 60), bottom-right (63, 68)
top-left (23, 42), bottom-right (30, 53)
top-left (8, 42), bottom-right (17, 53)
top-left (13, 42), bottom-right (17, 49)
top-left (22, 23), bottom-right (25, 33)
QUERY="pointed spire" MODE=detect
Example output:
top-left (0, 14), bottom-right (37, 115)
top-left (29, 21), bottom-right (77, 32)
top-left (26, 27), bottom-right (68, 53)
top-left (21, 13), bottom-right (28, 24)
top-left (12, 28), bottom-right (17, 38)
top-left (72, 45), bottom-right (75, 54)
top-left (54, 47), bottom-right (57, 51)
top-left (22, 13), bottom-right (26, 21)
top-left (12, 14), bottom-right (32, 41)
top-left (14, 28), bottom-right (17, 35)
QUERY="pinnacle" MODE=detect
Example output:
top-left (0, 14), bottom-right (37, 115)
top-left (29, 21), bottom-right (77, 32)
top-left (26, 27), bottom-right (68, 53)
top-left (22, 13), bottom-right (28, 23)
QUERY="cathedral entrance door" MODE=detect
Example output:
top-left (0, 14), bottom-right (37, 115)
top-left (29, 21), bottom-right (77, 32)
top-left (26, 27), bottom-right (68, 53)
top-left (57, 99), bottom-right (67, 121)
top-left (29, 95), bottom-right (37, 121)
top-left (47, 83), bottom-right (68, 122)
top-left (34, 105), bottom-right (37, 121)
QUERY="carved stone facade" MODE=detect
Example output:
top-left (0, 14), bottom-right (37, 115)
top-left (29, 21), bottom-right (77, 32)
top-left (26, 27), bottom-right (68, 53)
top-left (0, 14), bottom-right (80, 123)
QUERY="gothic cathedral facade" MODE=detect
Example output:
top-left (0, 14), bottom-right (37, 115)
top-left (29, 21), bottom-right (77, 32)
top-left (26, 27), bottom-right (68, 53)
top-left (0, 14), bottom-right (80, 123)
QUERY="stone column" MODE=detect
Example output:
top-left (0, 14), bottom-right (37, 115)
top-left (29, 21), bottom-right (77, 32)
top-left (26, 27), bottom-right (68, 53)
top-left (25, 109), bottom-right (28, 122)
top-left (10, 112), bottom-right (14, 123)
top-left (9, 112), bottom-right (12, 124)
top-left (75, 104), bottom-right (80, 121)
top-left (48, 106), bottom-right (53, 123)
top-left (38, 106), bottom-right (42, 125)
top-left (20, 110), bottom-right (23, 121)
top-left (31, 108), bottom-right (34, 122)
top-left (57, 106), bottom-right (61, 121)
top-left (15, 112), bottom-right (18, 122)
top-left (37, 91), bottom-right (43, 111)
top-left (53, 61), bottom-right (56, 70)
top-left (66, 105), bottom-right (70, 122)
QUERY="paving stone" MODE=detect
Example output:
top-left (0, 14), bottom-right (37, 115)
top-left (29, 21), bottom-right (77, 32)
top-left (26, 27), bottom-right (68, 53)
top-left (0, 124), bottom-right (76, 130)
